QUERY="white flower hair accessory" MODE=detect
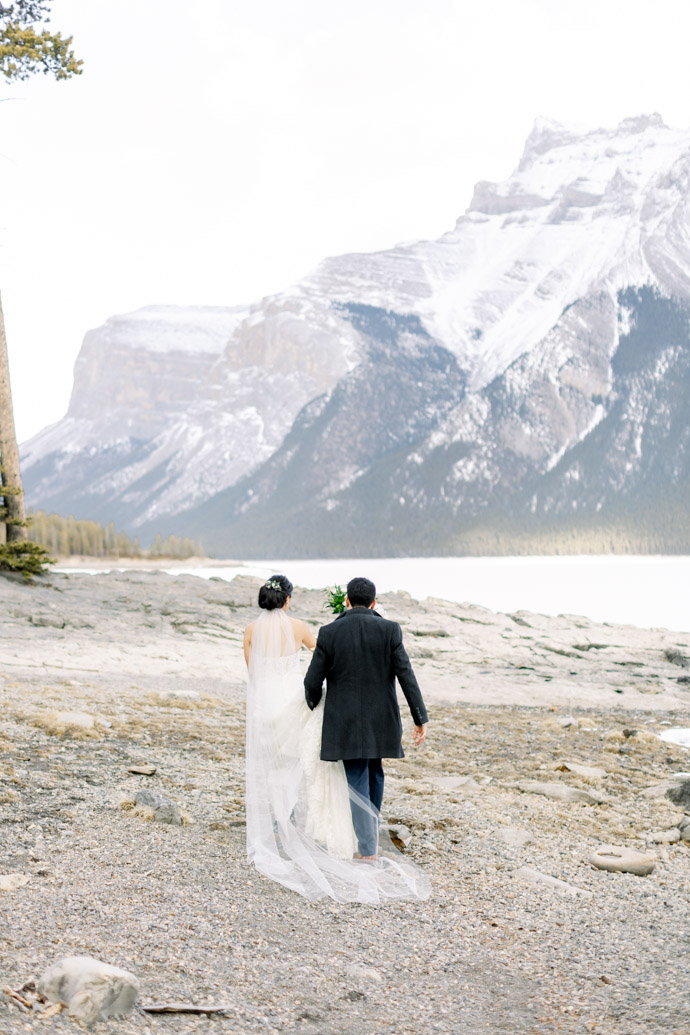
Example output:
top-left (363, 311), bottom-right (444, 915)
top-left (264, 579), bottom-right (283, 592)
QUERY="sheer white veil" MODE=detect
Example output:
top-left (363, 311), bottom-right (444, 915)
top-left (245, 608), bottom-right (431, 903)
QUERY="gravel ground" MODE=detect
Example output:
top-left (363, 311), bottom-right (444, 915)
top-left (1, 572), bottom-right (689, 1034)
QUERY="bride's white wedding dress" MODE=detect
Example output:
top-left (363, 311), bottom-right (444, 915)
top-left (245, 609), bottom-right (431, 903)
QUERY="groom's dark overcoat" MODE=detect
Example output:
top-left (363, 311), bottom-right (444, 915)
top-left (304, 606), bottom-right (428, 762)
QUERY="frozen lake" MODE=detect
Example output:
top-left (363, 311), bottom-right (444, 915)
top-left (66, 554), bottom-right (688, 634)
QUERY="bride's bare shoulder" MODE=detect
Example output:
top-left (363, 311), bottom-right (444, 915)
top-left (290, 616), bottom-right (317, 649)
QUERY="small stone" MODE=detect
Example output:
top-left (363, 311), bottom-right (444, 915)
top-left (128, 765), bottom-right (157, 776)
top-left (641, 775), bottom-right (690, 802)
top-left (380, 823), bottom-right (412, 848)
top-left (133, 790), bottom-right (183, 825)
top-left (38, 956), bottom-right (139, 1025)
top-left (558, 716), bottom-right (579, 728)
top-left (134, 789), bottom-right (170, 808)
top-left (516, 781), bottom-right (605, 805)
top-left (664, 648), bottom-right (690, 668)
top-left (588, 845), bottom-right (656, 876)
top-left (514, 866), bottom-right (592, 897)
top-left (496, 827), bottom-right (532, 847)
top-left (666, 779), bottom-right (690, 809)
top-left (428, 775), bottom-right (480, 792)
top-left (54, 710), bottom-right (96, 729)
top-left (659, 728), bottom-right (690, 748)
top-left (639, 781), bottom-right (676, 800)
top-left (38, 1002), bottom-right (64, 1019)
top-left (0, 873), bottom-right (30, 891)
top-left (647, 828), bottom-right (681, 844)
top-left (158, 690), bottom-right (200, 701)
top-left (556, 761), bottom-right (606, 780)
top-left (345, 965), bottom-right (382, 983)
top-left (677, 816), bottom-right (690, 842)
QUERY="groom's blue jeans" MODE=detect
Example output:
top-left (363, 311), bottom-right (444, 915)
top-left (343, 758), bottom-right (384, 856)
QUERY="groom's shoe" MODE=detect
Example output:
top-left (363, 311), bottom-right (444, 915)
top-left (354, 852), bottom-right (377, 863)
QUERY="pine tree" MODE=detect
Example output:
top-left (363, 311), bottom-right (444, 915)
top-left (0, 3), bottom-right (81, 578)
top-left (0, 293), bottom-right (27, 545)
top-left (0, 1), bottom-right (82, 82)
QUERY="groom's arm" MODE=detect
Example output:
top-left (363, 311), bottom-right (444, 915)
top-left (304, 632), bottom-right (329, 710)
top-left (391, 623), bottom-right (429, 727)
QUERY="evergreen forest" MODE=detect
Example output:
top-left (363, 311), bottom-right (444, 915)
top-left (26, 510), bottom-right (204, 560)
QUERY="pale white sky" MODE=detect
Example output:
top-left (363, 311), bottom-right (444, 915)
top-left (2, 0), bottom-right (690, 443)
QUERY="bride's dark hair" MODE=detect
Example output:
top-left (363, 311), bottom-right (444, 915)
top-left (258, 574), bottom-right (293, 611)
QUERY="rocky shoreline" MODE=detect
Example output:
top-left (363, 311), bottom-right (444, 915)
top-left (1, 570), bottom-right (689, 1033)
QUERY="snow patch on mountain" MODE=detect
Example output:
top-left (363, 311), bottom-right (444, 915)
top-left (90, 305), bottom-right (247, 354)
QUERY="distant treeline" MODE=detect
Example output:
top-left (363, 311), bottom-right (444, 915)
top-left (443, 504), bottom-right (690, 557)
top-left (27, 510), bottom-right (204, 559)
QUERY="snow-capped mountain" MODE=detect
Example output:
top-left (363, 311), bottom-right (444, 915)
top-left (21, 114), bottom-right (690, 555)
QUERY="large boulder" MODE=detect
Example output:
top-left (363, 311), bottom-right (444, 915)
top-left (37, 956), bottom-right (139, 1026)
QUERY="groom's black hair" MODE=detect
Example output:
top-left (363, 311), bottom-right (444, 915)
top-left (347, 576), bottom-right (376, 608)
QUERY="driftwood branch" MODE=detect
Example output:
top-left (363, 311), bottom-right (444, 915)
top-left (3, 987), bottom-right (33, 1012)
top-left (140, 1002), bottom-right (235, 1015)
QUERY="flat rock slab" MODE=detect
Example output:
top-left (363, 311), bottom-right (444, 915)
top-left (515, 781), bottom-right (605, 805)
top-left (54, 710), bottom-right (97, 729)
top-left (660, 728), bottom-right (690, 748)
top-left (496, 827), bottom-right (532, 847)
top-left (0, 873), bottom-right (29, 892)
top-left (646, 828), bottom-right (681, 844)
top-left (344, 965), bottom-right (382, 984)
top-left (639, 780), bottom-right (677, 799)
top-left (639, 777), bottom-right (690, 803)
top-left (666, 779), bottom-right (690, 809)
top-left (514, 866), bottom-right (592, 898)
top-left (556, 761), bottom-right (607, 780)
top-left (428, 776), bottom-right (483, 792)
top-left (589, 846), bottom-right (657, 876)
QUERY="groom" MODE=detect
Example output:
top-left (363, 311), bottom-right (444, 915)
top-left (304, 576), bottom-right (428, 861)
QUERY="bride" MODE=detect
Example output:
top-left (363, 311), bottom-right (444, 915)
top-left (244, 574), bottom-right (430, 903)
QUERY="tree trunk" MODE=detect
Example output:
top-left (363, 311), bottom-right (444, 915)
top-left (0, 292), bottom-right (27, 543)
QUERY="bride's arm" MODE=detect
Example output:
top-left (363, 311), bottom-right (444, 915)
top-left (289, 616), bottom-right (316, 651)
top-left (300, 621), bottom-right (317, 652)
top-left (243, 623), bottom-right (253, 666)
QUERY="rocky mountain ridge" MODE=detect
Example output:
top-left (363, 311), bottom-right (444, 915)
top-left (21, 114), bottom-right (690, 555)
